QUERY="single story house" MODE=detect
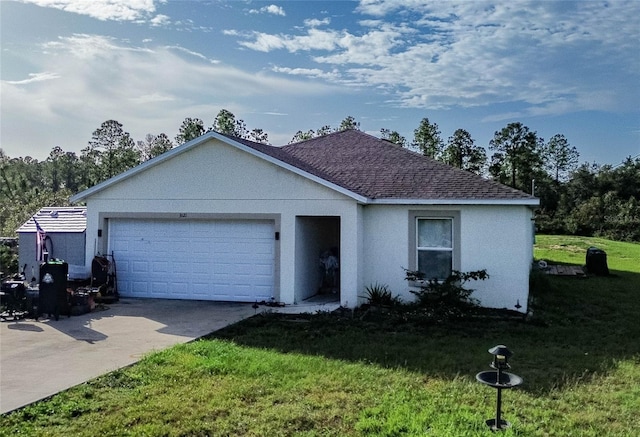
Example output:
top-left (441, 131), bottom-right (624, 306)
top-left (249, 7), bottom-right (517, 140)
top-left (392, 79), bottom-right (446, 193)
top-left (17, 207), bottom-right (88, 281)
top-left (70, 129), bottom-right (539, 312)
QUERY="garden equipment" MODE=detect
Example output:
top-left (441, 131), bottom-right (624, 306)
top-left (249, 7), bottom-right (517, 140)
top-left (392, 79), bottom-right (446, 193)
top-left (0, 280), bottom-right (29, 321)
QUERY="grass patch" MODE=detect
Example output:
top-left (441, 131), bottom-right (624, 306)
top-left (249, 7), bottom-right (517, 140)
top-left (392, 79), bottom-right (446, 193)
top-left (534, 234), bottom-right (640, 272)
top-left (1, 235), bottom-right (639, 436)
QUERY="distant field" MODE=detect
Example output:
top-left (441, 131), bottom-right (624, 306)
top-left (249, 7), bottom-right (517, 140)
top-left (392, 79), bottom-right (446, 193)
top-left (534, 234), bottom-right (640, 273)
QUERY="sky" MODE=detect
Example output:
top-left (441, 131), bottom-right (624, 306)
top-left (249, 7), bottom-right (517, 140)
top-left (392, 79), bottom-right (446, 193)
top-left (1, 0), bottom-right (639, 166)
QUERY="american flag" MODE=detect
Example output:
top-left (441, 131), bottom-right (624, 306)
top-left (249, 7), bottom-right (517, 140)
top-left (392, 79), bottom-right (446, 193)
top-left (35, 218), bottom-right (47, 262)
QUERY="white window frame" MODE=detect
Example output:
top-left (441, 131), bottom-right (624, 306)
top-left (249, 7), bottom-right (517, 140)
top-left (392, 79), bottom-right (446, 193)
top-left (416, 217), bottom-right (454, 281)
top-left (408, 210), bottom-right (460, 283)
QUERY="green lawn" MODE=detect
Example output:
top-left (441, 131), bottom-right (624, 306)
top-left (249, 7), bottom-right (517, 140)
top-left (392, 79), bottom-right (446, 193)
top-left (1, 235), bottom-right (639, 436)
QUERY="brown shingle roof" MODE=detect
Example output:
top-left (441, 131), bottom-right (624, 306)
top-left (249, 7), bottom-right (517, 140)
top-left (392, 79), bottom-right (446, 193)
top-left (228, 130), bottom-right (537, 202)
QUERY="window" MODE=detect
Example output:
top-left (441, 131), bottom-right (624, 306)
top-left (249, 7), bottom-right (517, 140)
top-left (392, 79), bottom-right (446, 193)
top-left (416, 218), bottom-right (453, 280)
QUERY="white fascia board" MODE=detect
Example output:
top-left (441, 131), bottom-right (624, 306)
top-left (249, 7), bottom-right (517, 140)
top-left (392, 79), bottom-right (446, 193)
top-left (70, 132), bottom-right (369, 204)
top-left (367, 198), bottom-right (540, 206)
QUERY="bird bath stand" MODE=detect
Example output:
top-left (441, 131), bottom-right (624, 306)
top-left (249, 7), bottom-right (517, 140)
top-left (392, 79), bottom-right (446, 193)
top-left (476, 345), bottom-right (523, 431)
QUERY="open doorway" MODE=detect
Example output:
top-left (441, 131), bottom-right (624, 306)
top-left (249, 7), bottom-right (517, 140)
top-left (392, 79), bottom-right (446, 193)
top-left (294, 216), bottom-right (340, 303)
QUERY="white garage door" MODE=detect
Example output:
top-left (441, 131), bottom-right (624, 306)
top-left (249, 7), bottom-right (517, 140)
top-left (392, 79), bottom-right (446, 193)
top-left (109, 219), bottom-right (275, 302)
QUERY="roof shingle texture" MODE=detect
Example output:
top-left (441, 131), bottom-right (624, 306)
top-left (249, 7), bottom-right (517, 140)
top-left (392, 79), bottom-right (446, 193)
top-left (17, 207), bottom-right (87, 233)
top-left (224, 130), bottom-right (536, 201)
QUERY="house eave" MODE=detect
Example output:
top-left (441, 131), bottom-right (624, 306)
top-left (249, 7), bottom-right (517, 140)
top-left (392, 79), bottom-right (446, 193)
top-left (70, 132), bottom-right (369, 204)
top-left (366, 198), bottom-right (540, 206)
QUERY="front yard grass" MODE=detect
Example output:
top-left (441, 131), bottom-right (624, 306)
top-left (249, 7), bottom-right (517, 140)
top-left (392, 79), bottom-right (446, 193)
top-left (1, 235), bottom-right (639, 436)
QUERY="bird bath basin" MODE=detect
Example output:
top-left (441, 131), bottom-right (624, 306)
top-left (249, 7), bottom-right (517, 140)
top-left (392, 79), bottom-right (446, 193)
top-left (476, 371), bottom-right (523, 389)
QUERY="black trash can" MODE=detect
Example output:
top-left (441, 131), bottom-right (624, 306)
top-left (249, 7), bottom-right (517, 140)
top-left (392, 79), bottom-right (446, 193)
top-left (26, 287), bottom-right (39, 318)
top-left (38, 260), bottom-right (70, 320)
top-left (586, 247), bottom-right (609, 276)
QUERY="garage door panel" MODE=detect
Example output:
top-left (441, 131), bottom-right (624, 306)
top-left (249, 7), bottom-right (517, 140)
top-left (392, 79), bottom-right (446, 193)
top-left (111, 237), bottom-right (129, 250)
top-left (116, 259), bottom-right (130, 271)
top-left (252, 287), bottom-right (272, 300)
top-left (191, 239), bottom-right (211, 252)
top-left (167, 281), bottom-right (189, 294)
top-left (152, 261), bottom-right (168, 273)
top-left (192, 272), bottom-right (210, 283)
top-left (132, 260), bottom-right (149, 273)
top-left (171, 240), bottom-right (191, 254)
top-left (213, 242), bottom-right (233, 255)
top-left (213, 277), bottom-right (232, 287)
top-left (130, 236), bottom-right (145, 246)
top-left (132, 281), bottom-right (148, 294)
top-left (172, 261), bottom-right (190, 274)
top-left (191, 257), bottom-right (211, 274)
top-left (150, 282), bottom-right (168, 294)
top-left (233, 285), bottom-right (253, 297)
top-left (192, 282), bottom-right (211, 295)
top-left (110, 219), bottom-right (274, 302)
top-left (254, 242), bottom-right (274, 254)
top-left (152, 240), bottom-right (171, 252)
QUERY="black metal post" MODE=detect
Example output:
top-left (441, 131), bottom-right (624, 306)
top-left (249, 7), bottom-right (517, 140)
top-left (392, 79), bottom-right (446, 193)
top-left (495, 367), bottom-right (503, 426)
top-left (495, 387), bottom-right (503, 430)
top-left (485, 361), bottom-right (511, 430)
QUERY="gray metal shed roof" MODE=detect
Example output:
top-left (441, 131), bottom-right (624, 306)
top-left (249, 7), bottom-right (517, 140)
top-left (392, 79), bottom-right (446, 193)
top-left (17, 207), bottom-right (87, 233)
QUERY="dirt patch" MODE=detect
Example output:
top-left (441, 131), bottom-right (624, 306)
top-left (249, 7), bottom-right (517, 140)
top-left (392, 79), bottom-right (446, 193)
top-left (548, 244), bottom-right (585, 253)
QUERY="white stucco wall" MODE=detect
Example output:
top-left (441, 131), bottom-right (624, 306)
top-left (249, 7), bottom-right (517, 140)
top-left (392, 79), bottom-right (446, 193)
top-left (80, 138), bottom-right (361, 307)
top-left (459, 205), bottom-right (534, 311)
top-left (362, 204), bottom-right (534, 312)
top-left (362, 205), bottom-right (409, 298)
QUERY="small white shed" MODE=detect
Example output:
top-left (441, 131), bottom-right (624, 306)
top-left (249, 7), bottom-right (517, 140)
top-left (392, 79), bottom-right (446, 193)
top-left (17, 207), bottom-right (88, 281)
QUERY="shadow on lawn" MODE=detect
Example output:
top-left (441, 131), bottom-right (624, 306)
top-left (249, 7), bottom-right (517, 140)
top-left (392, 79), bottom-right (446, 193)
top-left (211, 267), bottom-right (640, 396)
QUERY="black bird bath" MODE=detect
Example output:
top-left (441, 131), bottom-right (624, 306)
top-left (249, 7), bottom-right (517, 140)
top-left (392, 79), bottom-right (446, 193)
top-left (476, 345), bottom-right (523, 431)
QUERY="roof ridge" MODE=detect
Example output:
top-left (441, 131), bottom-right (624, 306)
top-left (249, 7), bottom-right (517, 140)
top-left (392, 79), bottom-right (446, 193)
top-left (282, 128), bottom-right (377, 148)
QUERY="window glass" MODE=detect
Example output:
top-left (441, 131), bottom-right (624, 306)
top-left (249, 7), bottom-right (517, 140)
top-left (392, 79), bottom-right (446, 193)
top-left (417, 219), bottom-right (452, 248)
top-left (417, 218), bottom-right (453, 280)
top-left (418, 250), bottom-right (452, 280)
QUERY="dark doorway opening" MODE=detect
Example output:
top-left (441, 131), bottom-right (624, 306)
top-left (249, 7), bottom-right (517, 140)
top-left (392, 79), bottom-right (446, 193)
top-left (294, 216), bottom-right (340, 303)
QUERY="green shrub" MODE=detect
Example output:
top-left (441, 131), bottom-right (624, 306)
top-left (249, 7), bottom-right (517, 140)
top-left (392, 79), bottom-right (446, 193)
top-left (363, 283), bottom-right (400, 307)
top-left (404, 269), bottom-right (488, 310)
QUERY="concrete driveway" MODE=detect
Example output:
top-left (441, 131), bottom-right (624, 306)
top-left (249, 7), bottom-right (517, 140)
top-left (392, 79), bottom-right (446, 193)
top-left (0, 299), bottom-right (256, 414)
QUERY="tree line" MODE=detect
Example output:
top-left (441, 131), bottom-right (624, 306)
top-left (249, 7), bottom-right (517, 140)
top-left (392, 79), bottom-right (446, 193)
top-left (1, 110), bottom-right (639, 249)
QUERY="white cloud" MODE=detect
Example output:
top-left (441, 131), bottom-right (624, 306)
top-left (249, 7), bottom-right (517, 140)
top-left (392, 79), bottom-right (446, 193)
top-left (165, 45), bottom-right (220, 64)
top-left (150, 14), bottom-right (170, 27)
top-left (249, 4), bottom-right (285, 16)
top-left (128, 92), bottom-right (175, 104)
top-left (235, 1), bottom-right (639, 115)
top-left (19, 0), bottom-right (160, 21)
top-left (4, 71), bottom-right (60, 85)
top-left (239, 28), bottom-right (344, 52)
top-left (272, 66), bottom-right (341, 80)
top-left (0, 33), bottom-right (337, 157)
top-left (305, 17), bottom-right (330, 27)
top-left (265, 5), bottom-right (285, 16)
top-left (356, 0), bottom-right (425, 17)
